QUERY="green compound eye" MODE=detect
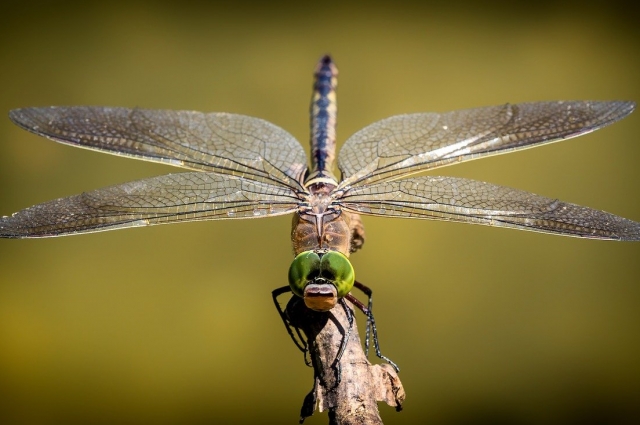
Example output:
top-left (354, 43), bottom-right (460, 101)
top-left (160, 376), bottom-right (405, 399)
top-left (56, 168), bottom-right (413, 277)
top-left (319, 251), bottom-right (355, 298)
top-left (288, 250), bottom-right (355, 300)
top-left (288, 251), bottom-right (321, 297)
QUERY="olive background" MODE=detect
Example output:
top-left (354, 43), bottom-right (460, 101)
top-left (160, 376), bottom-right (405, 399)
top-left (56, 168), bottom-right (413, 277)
top-left (0, 1), bottom-right (639, 424)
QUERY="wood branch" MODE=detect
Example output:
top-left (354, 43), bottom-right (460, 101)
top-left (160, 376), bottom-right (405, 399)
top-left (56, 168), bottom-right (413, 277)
top-left (286, 297), bottom-right (405, 424)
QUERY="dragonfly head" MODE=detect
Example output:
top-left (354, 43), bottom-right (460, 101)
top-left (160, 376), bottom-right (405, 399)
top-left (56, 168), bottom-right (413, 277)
top-left (288, 249), bottom-right (354, 312)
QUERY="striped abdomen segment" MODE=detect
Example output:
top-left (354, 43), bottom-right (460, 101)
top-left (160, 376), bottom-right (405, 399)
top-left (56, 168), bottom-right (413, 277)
top-left (309, 55), bottom-right (338, 181)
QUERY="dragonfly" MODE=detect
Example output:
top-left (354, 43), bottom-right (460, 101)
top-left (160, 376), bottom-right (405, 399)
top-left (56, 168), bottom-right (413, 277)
top-left (1, 55), bottom-right (638, 372)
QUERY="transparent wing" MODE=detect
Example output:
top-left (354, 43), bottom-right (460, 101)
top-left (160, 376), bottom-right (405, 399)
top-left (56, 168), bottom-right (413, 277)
top-left (338, 176), bottom-right (640, 241)
top-left (9, 106), bottom-right (308, 190)
top-left (337, 101), bottom-right (635, 189)
top-left (0, 172), bottom-right (301, 238)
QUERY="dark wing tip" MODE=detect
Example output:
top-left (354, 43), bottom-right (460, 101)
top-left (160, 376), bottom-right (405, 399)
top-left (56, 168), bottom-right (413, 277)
top-left (0, 215), bottom-right (30, 239)
top-left (8, 107), bottom-right (51, 135)
top-left (616, 217), bottom-right (640, 241)
top-left (9, 107), bottom-right (29, 127)
top-left (581, 211), bottom-right (640, 241)
top-left (0, 211), bottom-right (55, 239)
top-left (620, 100), bottom-right (636, 112)
top-left (605, 100), bottom-right (635, 119)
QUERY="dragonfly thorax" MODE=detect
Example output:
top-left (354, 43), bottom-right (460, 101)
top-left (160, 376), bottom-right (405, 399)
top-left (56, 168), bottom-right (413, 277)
top-left (304, 170), bottom-right (339, 189)
top-left (308, 191), bottom-right (333, 213)
top-left (292, 201), bottom-right (354, 258)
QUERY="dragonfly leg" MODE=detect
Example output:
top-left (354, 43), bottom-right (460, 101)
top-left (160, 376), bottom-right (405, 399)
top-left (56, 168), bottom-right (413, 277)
top-left (352, 280), bottom-right (373, 356)
top-left (272, 286), bottom-right (309, 356)
top-left (326, 297), bottom-right (358, 387)
top-left (345, 293), bottom-right (400, 373)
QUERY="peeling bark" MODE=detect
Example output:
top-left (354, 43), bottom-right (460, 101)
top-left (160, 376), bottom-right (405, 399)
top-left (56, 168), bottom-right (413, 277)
top-left (286, 297), bottom-right (405, 424)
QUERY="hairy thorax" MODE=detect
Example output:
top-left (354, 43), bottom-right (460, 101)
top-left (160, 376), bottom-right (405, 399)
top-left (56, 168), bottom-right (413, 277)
top-left (291, 208), bottom-right (352, 256)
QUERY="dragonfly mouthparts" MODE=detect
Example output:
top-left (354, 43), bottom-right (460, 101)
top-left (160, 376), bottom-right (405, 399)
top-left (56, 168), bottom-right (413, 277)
top-left (303, 281), bottom-right (338, 312)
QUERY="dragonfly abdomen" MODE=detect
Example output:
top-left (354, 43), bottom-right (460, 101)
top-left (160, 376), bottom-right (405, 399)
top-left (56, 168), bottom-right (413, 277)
top-left (309, 55), bottom-right (338, 182)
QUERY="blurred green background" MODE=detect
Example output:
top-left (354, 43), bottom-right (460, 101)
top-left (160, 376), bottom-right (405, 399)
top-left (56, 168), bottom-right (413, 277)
top-left (1, 1), bottom-right (639, 424)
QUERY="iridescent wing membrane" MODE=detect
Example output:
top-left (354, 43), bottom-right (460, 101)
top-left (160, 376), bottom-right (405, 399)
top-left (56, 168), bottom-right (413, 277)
top-left (0, 107), bottom-right (307, 237)
top-left (338, 101), bottom-right (633, 187)
top-left (1, 101), bottom-right (638, 240)
top-left (335, 101), bottom-right (640, 240)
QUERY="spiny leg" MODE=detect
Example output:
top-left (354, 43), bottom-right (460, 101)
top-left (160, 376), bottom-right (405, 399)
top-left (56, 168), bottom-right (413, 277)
top-left (345, 293), bottom-right (400, 372)
top-left (272, 286), bottom-right (309, 356)
top-left (336, 298), bottom-right (355, 364)
top-left (273, 287), bottom-right (380, 385)
top-left (353, 280), bottom-right (373, 356)
top-left (326, 298), bottom-right (358, 386)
